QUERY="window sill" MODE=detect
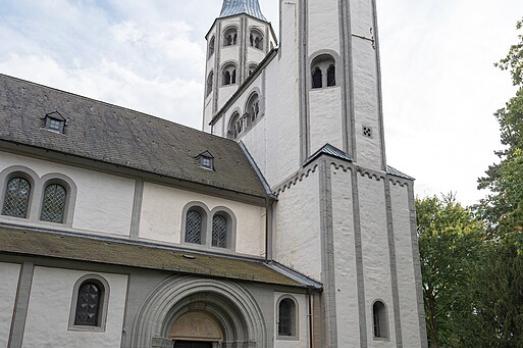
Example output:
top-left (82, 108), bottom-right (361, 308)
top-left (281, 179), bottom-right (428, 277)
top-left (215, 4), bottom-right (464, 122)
top-left (276, 335), bottom-right (300, 341)
top-left (68, 325), bottom-right (106, 333)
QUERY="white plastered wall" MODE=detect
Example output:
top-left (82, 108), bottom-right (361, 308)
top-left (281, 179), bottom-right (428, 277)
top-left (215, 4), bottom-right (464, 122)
top-left (391, 182), bottom-right (422, 347)
top-left (273, 168), bottom-right (321, 281)
top-left (350, 0), bottom-right (383, 170)
top-left (139, 182), bottom-right (266, 257)
top-left (330, 167), bottom-right (361, 347)
top-left (273, 292), bottom-right (308, 348)
top-left (0, 262), bottom-right (21, 348)
top-left (307, 0), bottom-right (340, 53)
top-left (309, 88), bottom-right (344, 152)
top-left (358, 174), bottom-right (396, 347)
top-left (0, 151), bottom-right (135, 236)
top-left (22, 267), bottom-right (127, 348)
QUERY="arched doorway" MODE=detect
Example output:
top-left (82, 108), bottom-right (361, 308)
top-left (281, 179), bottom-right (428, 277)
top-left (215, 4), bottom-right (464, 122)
top-left (130, 277), bottom-right (267, 348)
top-left (170, 311), bottom-right (223, 347)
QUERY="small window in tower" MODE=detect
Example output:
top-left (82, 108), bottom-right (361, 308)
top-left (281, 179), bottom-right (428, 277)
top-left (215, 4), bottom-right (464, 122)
top-left (249, 64), bottom-right (258, 76)
top-left (206, 71), bottom-right (214, 97)
top-left (222, 64), bottom-right (237, 86)
top-left (311, 54), bottom-right (336, 89)
top-left (224, 27), bottom-right (238, 46)
top-left (249, 29), bottom-right (264, 50)
top-left (363, 126), bottom-right (373, 138)
top-left (208, 36), bottom-right (215, 58)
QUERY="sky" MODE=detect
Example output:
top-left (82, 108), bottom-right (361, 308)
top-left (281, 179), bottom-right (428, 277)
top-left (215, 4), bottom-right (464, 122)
top-left (0, 0), bottom-right (521, 205)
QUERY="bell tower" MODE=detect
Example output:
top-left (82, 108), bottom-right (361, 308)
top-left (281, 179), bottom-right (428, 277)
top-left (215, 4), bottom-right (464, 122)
top-left (202, 0), bottom-right (277, 132)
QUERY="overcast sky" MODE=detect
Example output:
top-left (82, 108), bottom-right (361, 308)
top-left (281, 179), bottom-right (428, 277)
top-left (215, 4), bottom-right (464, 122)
top-left (0, 0), bottom-right (521, 205)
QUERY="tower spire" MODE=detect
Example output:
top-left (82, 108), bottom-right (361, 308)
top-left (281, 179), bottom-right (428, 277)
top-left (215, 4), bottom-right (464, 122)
top-left (219, 0), bottom-right (266, 21)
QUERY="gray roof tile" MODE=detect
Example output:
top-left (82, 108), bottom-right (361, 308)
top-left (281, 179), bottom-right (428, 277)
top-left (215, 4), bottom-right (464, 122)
top-left (0, 74), bottom-right (267, 197)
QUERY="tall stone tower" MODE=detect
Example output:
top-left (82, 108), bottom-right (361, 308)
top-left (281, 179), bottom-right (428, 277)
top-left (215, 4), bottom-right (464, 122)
top-left (202, 0), bottom-right (277, 132)
top-left (203, 1), bottom-right (428, 347)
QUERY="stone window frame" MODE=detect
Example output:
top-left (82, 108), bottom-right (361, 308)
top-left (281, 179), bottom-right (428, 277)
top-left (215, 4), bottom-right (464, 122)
top-left (208, 36), bottom-right (216, 59)
top-left (226, 88), bottom-right (265, 140)
top-left (276, 295), bottom-right (300, 341)
top-left (308, 50), bottom-right (342, 91)
top-left (206, 71), bottom-right (214, 97)
top-left (68, 274), bottom-right (110, 332)
top-left (180, 202), bottom-right (236, 252)
top-left (248, 63), bottom-right (258, 77)
top-left (0, 168), bottom-right (36, 220)
top-left (248, 27), bottom-right (264, 50)
top-left (223, 26), bottom-right (238, 47)
top-left (221, 62), bottom-right (238, 87)
top-left (0, 166), bottom-right (77, 227)
top-left (372, 299), bottom-right (390, 341)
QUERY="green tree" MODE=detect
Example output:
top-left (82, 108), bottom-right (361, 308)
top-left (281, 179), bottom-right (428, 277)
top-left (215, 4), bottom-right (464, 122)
top-left (475, 17), bottom-right (523, 348)
top-left (417, 195), bottom-right (485, 348)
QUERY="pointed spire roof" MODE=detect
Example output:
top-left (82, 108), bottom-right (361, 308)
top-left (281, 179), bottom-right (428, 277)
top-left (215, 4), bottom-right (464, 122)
top-left (219, 0), bottom-right (267, 21)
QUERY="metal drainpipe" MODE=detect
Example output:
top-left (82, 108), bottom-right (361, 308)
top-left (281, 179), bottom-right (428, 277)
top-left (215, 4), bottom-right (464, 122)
top-left (308, 289), bottom-right (314, 348)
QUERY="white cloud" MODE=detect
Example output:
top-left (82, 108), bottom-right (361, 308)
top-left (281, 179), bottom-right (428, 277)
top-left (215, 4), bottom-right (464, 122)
top-left (0, 0), bottom-right (520, 205)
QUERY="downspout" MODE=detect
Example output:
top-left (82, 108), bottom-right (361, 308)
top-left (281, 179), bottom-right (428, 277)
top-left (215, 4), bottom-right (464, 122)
top-left (308, 289), bottom-right (314, 348)
top-left (265, 197), bottom-right (274, 261)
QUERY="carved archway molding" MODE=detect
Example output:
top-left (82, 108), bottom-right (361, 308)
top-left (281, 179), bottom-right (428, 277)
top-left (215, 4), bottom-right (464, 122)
top-left (130, 276), bottom-right (267, 348)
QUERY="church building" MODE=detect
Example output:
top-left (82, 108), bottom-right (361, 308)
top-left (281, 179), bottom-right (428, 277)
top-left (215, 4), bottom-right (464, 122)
top-left (0, 0), bottom-right (427, 347)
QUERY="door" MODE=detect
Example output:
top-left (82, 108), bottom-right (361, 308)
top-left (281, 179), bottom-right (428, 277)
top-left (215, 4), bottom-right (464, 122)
top-left (173, 341), bottom-right (213, 348)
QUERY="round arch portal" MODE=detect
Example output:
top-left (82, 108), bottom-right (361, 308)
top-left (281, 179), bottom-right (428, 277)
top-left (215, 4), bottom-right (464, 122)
top-left (130, 277), bottom-right (267, 348)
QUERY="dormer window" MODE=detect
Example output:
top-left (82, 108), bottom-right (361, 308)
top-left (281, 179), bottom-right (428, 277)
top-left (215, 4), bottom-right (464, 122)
top-left (44, 112), bottom-right (66, 134)
top-left (197, 151), bottom-right (214, 171)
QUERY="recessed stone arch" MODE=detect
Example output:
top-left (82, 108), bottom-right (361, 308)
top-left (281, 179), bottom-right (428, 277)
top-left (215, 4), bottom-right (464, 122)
top-left (130, 276), bottom-right (268, 348)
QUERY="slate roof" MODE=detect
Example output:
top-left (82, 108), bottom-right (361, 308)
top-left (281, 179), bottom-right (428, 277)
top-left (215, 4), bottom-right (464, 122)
top-left (0, 74), bottom-right (267, 198)
top-left (219, 0), bottom-right (267, 21)
top-left (0, 224), bottom-right (319, 288)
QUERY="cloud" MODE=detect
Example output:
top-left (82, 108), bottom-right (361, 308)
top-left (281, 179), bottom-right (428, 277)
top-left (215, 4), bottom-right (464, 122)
top-left (0, 0), bottom-right (521, 204)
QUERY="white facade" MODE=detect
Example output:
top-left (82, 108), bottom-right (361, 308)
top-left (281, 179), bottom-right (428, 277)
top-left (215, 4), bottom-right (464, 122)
top-left (0, 0), bottom-right (426, 347)
top-left (0, 262), bottom-right (20, 348)
top-left (23, 267), bottom-right (128, 348)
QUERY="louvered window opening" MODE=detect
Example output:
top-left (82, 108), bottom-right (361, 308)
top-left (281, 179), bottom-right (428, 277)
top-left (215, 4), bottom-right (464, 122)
top-left (2, 177), bottom-right (31, 218)
top-left (75, 281), bottom-right (102, 326)
top-left (40, 183), bottom-right (67, 223)
top-left (278, 299), bottom-right (295, 337)
top-left (185, 209), bottom-right (203, 244)
top-left (212, 214), bottom-right (228, 248)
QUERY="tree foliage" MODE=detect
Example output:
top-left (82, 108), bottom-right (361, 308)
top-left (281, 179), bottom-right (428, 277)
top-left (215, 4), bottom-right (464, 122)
top-left (417, 195), bottom-right (485, 348)
top-left (419, 18), bottom-right (523, 348)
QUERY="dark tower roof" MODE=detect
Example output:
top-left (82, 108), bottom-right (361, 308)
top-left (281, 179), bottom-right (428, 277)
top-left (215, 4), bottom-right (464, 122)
top-left (219, 0), bottom-right (266, 21)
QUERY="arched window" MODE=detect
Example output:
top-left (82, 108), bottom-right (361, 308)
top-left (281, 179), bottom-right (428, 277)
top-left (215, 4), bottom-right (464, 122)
top-left (74, 280), bottom-right (104, 327)
top-left (40, 182), bottom-right (67, 223)
top-left (223, 27), bottom-right (238, 46)
top-left (1, 176), bottom-right (31, 218)
top-left (222, 64), bottom-right (237, 86)
top-left (246, 93), bottom-right (260, 123)
top-left (212, 212), bottom-right (229, 248)
top-left (185, 207), bottom-right (205, 245)
top-left (311, 54), bottom-right (336, 89)
top-left (373, 301), bottom-right (389, 338)
top-left (208, 36), bottom-right (215, 58)
top-left (327, 64), bottom-right (336, 87)
top-left (227, 112), bottom-right (243, 139)
top-left (249, 29), bottom-right (264, 50)
top-left (278, 297), bottom-right (297, 337)
top-left (206, 71), bottom-right (214, 97)
top-left (312, 67), bottom-right (322, 89)
top-left (249, 64), bottom-right (258, 76)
